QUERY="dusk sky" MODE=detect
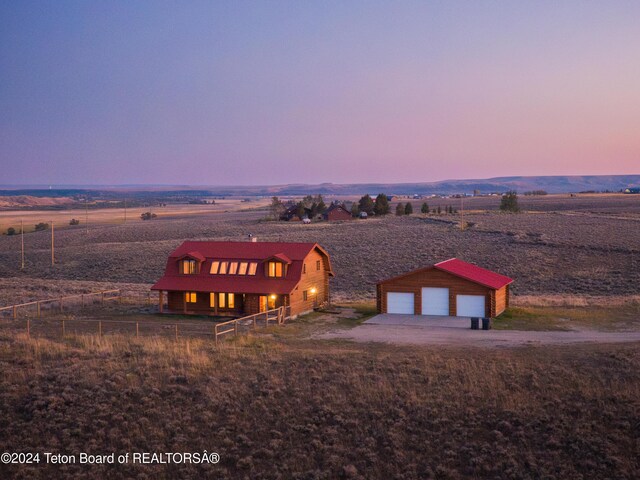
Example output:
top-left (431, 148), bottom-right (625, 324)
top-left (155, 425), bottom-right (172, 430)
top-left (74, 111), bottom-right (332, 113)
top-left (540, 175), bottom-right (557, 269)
top-left (1, 1), bottom-right (639, 186)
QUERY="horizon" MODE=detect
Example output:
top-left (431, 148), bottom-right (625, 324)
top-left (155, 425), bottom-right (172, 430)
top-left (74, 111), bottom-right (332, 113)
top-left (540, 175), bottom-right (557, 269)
top-left (2, 1), bottom-right (640, 185)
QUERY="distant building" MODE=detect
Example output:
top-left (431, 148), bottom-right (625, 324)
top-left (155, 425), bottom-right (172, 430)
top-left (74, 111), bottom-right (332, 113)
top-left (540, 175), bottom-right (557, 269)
top-left (624, 187), bottom-right (640, 194)
top-left (323, 204), bottom-right (352, 221)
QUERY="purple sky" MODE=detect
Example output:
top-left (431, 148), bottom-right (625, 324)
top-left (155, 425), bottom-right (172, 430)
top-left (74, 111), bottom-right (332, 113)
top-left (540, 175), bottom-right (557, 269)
top-left (1, 1), bottom-right (639, 186)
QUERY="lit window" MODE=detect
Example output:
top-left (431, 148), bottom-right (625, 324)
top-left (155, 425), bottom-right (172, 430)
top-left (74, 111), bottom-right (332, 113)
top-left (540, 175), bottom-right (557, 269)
top-left (228, 293), bottom-right (235, 309)
top-left (268, 294), bottom-right (276, 309)
top-left (210, 261), bottom-right (220, 274)
top-left (229, 262), bottom-right (238, 275)
top-left (185, 292), bottom-right (197, 303)
top-left (268, 261), bottom-right (283, 277)
top-left (238, 262), bottom-right (248, 275)
top-left (303, 290), bottom-right (308, 301)
top-left (182, 259), bottom-right (197, 274)
top-left (316, 260), bottom-right (321, 271)
top-left (248, 262), bottom-right (257, 275)
top-left (218, 292), bottom-right (226, 308)
top-left (218, 262), bottom-right (228, 274)
top-left (209, 293), bottom-right (216, 308)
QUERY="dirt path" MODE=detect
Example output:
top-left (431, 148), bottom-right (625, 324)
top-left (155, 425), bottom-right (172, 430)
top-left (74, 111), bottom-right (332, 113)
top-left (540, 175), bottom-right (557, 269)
top-left (316, 324), bottom-right (640, 348)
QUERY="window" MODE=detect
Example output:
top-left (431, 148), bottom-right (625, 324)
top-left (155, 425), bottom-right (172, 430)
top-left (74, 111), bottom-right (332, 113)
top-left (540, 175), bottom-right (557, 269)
top-left (229, 262), bottom-right (238, 275)
top-left (238, 262), bottom-right (248, 275)
top-left (248, 262), bottom-right (257, 275)
top-left (218, 262), bottom-right (228, 274)
top-left (303, 263), bottom-right (306, 274)
top-left (210, 261), bottom-right (220, 274)
top-left (181, 259), bottom-right (197, 274)
top-left (228, 293), bottom-right (235, 309)
top-left (267, 261), bottom-right (283, 277)
top-left (216, 293), bottom-right (235, 309)
top-left (268, 295), bottom-right (276, 309)
top-left (185, 292), bottom-right (197, 303)
top-left (316, 260), bottom-right (321, 271)
top-left (218, 292), bottom-right (226, 308)
top-left (209, 293), bottom-right (216, 308)
top-left (303, 290), bottom-right (308, 301)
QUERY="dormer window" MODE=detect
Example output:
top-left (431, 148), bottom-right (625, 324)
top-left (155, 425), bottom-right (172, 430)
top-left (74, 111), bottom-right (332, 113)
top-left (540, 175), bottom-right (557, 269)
top-left (210, 260), bottom-right (258, 275)
top-left (267, 261), bottom-right (284, 278)
top-left (181, 259), bottom-right (197, 274)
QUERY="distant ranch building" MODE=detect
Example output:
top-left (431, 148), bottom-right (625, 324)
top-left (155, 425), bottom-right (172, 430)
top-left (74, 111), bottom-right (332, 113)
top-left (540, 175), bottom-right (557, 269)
top-left (324, 204), bottom-right (352, 221)
top-left (152, 241), bottom-right (333, 318)
top-left (377, 258), bottom-right (513, 318)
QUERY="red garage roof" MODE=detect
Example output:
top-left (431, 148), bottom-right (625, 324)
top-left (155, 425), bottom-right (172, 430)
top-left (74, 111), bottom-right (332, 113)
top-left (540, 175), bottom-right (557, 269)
top-left (434, 258), bottom-right (513, 289)
top-left (378, 258), bottom-right (513, 290)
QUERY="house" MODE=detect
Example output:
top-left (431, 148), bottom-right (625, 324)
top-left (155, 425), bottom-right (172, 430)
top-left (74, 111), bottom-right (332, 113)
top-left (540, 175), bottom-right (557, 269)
top-left (151, 241), bottom-right (334, 318)
top-left (323, 203), bottom-right (352, 221)
top-left (376, 258), bottom-right (512, 318)
top-left (280, 205), bottom-right (307, 221)
top-left (624, 187), bottom-right (640, 194)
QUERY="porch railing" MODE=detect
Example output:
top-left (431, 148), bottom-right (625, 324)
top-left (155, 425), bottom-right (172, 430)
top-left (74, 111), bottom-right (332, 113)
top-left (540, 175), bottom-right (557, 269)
top-left (214, 306), bottom-right (290, 344)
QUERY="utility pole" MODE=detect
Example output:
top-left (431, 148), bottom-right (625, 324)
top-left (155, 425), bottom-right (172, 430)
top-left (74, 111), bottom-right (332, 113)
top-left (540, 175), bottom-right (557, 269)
top-left (85, 198), bottom-right (89, 234)
top-left (21, 219), bottom-right (24, 270)
top-left (51, 221), bottom-right (55, 266)
top-left (460, 195), bottom-right (464, 231)
top-left (124, 198), bottom-right (127, 223)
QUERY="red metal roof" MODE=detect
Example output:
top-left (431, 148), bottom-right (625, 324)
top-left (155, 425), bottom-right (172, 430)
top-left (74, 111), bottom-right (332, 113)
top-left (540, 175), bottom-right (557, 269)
top-left (377, 258), bottom-right (513, 290)
top-left (434, 258), bottom-right (513, 289)
top-left (151, 241), bottom-right (332, 294)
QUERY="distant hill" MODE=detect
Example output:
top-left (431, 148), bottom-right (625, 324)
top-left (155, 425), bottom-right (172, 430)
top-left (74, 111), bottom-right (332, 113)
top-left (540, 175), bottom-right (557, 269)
top-left (1, 175), bottom-right (638, 198)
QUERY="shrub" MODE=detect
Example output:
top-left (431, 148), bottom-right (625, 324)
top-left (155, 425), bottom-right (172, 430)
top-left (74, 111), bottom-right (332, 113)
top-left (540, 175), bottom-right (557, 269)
top-left (395, 203), bottom-right (405, 216)
top-left (404, 202), bottom-right (413, 215)
top-left (6, 227), bottom-right (16, 235)
top-left (69, 219), bottom-right (80, 225)
top-left (500, 191), bottom-right (520, 213)
top-left (421, 202), bottom-right (429, 214)
top-left (35, 222), bottom-right (49, 231)
top-left (374, 194), bottom-right (390, 216)
top-left (350, 202), bottom-right (359, 217)
top-left (358, 195), bottom-right (375, 215)
top-left (140, 212), bottom-right (157, 221)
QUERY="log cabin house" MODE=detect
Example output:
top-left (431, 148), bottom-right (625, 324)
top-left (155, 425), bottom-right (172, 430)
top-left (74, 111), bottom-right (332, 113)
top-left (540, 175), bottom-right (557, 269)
top-left (377, 258), bottom-right (512, 318)
top-left (151, 241), bottom-right (333, 318)
top-left (323, 203), bottom-right (352, 221)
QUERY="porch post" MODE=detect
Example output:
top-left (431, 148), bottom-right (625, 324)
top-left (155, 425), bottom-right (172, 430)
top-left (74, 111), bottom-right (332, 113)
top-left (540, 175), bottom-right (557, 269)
top-left (183, 292), bottom-right (187, 314)
top-left (158, 291), bottom-right (164, 313)
top-left (214, 292), bottom-right (218, 315)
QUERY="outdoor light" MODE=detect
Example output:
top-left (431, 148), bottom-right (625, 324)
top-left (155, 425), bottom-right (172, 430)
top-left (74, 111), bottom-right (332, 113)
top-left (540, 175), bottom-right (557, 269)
top-left (270, 294), bottom-right (276, 299)
top-left (310, 287), bottom-right (317, 294)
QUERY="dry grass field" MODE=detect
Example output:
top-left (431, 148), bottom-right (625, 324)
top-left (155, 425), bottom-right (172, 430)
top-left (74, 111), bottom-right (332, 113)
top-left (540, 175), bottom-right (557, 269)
top-left (1, 193), bottom-right (639, 479)
top-left (1, 328), bottom-right (639, 479)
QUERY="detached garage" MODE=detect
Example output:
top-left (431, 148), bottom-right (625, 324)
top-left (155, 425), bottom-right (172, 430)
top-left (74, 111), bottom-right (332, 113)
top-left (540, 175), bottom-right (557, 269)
top-left (376, 258), bottom-right (513, 318)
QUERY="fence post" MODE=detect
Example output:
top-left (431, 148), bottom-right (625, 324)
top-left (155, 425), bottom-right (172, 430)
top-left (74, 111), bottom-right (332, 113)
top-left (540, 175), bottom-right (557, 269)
top-left (37, 302), bottom-right (41, 318)
top-left (234, 320), bottom-right (238, 336)
top-left (13, 305), bottom-right (17, 320)
top-left (60, 297), bottom-right (63, 313)
top-left (102, 292), bottom-right (105, 305)
top-left (136, 322), bottom-right (139, 338)
top-left (175, 324), bottom-right (178, 340)
top-left (62, 319), bottom-right (65, 337)
top-left (253, 315), bottom-right (256, 328)
top-left (98, 321), bottom-right (102, 336)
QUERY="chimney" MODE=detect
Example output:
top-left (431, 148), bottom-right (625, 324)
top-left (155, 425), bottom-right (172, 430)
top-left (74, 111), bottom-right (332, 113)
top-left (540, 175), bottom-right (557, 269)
top-left (248, 234), bottom-right (257, 242)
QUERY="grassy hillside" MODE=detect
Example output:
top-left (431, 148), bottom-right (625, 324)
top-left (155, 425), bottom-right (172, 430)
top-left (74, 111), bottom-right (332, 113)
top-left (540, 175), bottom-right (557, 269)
top-left (1, 331), bottom-right (639, 479)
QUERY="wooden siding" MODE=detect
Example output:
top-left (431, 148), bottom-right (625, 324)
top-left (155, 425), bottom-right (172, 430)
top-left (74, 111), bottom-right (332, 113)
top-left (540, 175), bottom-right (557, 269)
top-left (289, 249), bottom-right (329, 316)
top-left (378, 268), bottom-right (507, 317)
top-left (494, 285), bottom-right (508, 316)
top-left (326, 208), bottom-right (352, 221)
top-left (167, 291), bottom-right (245, 316)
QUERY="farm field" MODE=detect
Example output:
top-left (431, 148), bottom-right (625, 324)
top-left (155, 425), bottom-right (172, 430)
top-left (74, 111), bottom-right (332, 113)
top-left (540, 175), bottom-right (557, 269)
top-left (1, 193), bottom-right (639, 479)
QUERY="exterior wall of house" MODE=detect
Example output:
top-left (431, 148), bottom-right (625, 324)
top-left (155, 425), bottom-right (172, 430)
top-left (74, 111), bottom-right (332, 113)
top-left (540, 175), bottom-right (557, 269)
top-left (327, 208), bottom-right (352, 221)
top-left (494, 285), bottom-right (508, 316)
top-left (167, 290), bottom-right (245, 316)
top-left (378, 268), bottom-right (502, 317)
top-left (288, 249), bottom-right (330, 316)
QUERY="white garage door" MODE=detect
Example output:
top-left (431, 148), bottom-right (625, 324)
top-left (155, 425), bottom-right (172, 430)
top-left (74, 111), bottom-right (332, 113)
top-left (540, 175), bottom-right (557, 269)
top-left (386, 292), bottom-right (415, 314)
top-left (456, 295), bottom-right (486, 317)
top-left (421, 287), bottom-right (450, 315)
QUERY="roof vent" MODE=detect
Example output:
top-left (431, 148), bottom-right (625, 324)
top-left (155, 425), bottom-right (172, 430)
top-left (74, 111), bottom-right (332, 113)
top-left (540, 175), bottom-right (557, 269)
top-left (247, 234), bottom-right (257, 242)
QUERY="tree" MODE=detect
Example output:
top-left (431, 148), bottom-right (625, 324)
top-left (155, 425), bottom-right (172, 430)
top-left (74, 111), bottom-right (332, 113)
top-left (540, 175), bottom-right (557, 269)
top-left (421, 202), bottom-right (429, 215)
top-left (404, 202), bottom-right (413, 215)
top-left (374, 193), bottom-right (390, 216)
top-left (6, 227), bottom-right (16, 235)
top-left (270, 196), bottom-right (285, 219)
top-left (69, 219), bottom-right (80, 225)
top-left (140, 212), bottom-right (157, 220)
top-left (315, 195), bottom-right (327, 215)
top-left (500, 191), bottom-right (520, 213)
top-left (395, 202), bottom-right (405, 216)
top-left (295, 202), bottom-right (306, 219)
top-left (35, 222), bottom-right (49, 231)
top-left (350, 202), bottom-right (359, 217)
top-left (358, 194), bottom-right (375, 215)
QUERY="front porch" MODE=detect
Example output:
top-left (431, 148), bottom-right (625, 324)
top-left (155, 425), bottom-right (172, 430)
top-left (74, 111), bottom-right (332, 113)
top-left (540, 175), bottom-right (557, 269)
top-left (157, 290), bottom-right (289, 318)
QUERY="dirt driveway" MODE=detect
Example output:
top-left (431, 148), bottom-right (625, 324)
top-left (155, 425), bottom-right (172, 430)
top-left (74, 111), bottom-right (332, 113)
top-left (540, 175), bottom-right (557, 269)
top-left (317, 314), bottom-right (640, 347)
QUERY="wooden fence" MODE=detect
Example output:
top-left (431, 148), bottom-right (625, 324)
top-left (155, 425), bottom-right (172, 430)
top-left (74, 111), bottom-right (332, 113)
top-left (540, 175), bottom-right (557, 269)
top-left (214, 306), bottom-right (290, 344)
top-left (0, 289), bottom-right (122, 320)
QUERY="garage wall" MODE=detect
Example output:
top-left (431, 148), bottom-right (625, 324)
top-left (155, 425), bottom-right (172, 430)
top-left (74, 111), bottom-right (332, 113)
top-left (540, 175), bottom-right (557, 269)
top-left (378, 268), bottom-right (497, 317)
